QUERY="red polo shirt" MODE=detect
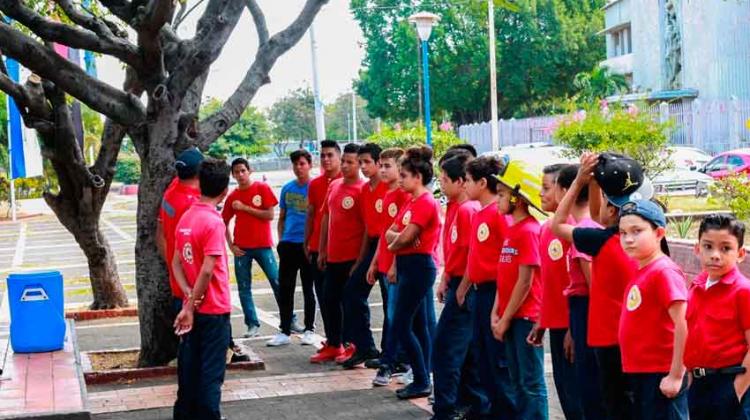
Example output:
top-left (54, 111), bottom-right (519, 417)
top-left (222, 182), bottom-right (277, 249)
top-left (376, 188), bottom-right (410, 273)
top-left (393, 191), bottom-right (441, 256)
top-left (307, 173), bottom-right (342, 253)
top-left (443, 199), bottom-right (479, 278)
top-left (685, 267), bottom-right (750, 369)
top-left (160, 178), bottom-right (200, 298)
top-left (539, 220), bottom-right (571, 329)
top-left (619, 256), bottom-right (688, 373)
top-left (496, 216), bottom-right (542, 321)
top-left (361, 180), bottom-right (390, 238)
top-left (324, 178), bottom-right (366, 263)
top-left (467, 202), bottom-right (507, 283)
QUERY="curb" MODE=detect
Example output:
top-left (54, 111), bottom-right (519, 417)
top-left (81, 347), bottom-right (265, 385)
top-left (65, 307), bottom-right (138, 321)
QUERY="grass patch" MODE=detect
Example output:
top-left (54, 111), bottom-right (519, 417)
top-left (660, 195), bottom-right (727, 214)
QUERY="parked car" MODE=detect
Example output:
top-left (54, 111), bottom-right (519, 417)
top-left (653, 169), bottom-right (714, 197)
top-left (667, 146), bottom-right (713, 171)
top-left (481, 144), bottom-right (573, 168)
top-left (700, 149), bottom-right (750, 179)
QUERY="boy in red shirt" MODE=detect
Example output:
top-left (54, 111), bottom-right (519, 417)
top-left (527, 163), bottom-right (585, 420)
top-left (492, 159), bottom-right (548, 419)
top-left (685, 214), bottom-right (750, 419)
top-left (432, 150), bottom-right (486, 419)
top-left (222, 158), bottom-right (291, 339)
top-left (456, 156), bottom-right (517, 418)
top-left (551, 153), bottom-right (650, 420)
top-left (172, 158), bottom-right (232, 420)
top-left (305, 140), bottom-right (342, 352)
top-left (311, 143), bottom-right (365, 363)
top-left (618, 200), bottom-right (688, 419)
top-left (342, 143), bottom-right (389, 368)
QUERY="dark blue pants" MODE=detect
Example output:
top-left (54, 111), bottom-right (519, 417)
top-left (277, 242), bottom-right (316, 335)
top-left (689, 372), bottom-right (750, 420)
top-left (549, 328), bottom-right (583, 420)
top-left (379, 273), bottom-right (408, 368)
top-left (432, 277), bottom-right (487, 419)
top-left (174, 313), bottom-right (231, 420)
top-left (310, 252), bottom-right (328, 337)
top-left (595, 345), bottom-right (634, 420)
top-left (629, 373), bottom-right (688, 420)
top-left (469, 282), bottom-right (517, 419)
top-left (506, 319), bottom-right (548, 420)
top-left (343, 238), bottom-right (387, 353)
top-left (323, 261), bottom-right (355, 347)
top-left (568, 296), bottom-right (606, 419)
top-left (390, 254), bottom-right (435, 389)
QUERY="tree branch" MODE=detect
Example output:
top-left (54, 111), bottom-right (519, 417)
top-left (0, 0), bottom-right (142, 70)
top-left (245, 0), bottom-right (268, 45)
top-left (98, 0), bottom-right (136, 25)
top-left (197, 0), bottom-right (329, 147)
top-left (55, 0), bottom-right (129, 39)
top-left (0, 21), bottom-right (146, 125)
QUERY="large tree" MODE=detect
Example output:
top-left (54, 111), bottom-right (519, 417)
top-left (0, 0), bottom-right (327, 366)
top-left (352, 0), bottom-right (605, 124)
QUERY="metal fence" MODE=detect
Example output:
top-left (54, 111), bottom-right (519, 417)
top-left (458, 98), bottom-right (750, 154)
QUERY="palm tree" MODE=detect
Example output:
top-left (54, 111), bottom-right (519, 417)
top-left (573, 65), bottom-right (630, 104)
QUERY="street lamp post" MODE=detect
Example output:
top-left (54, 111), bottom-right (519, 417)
top-left (409, 12), bottom-right (440, 147)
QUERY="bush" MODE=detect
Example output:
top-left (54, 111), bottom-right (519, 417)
top-left (115, 154), bottom-right (141, 185)
top-left (553, 102), bottom-right (674, 178)
top-left (367, 122), bottom-right (462, 159)
top-left (710, 173), bottom-right (750, 222)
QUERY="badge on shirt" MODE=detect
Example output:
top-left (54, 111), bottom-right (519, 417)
top-left (388, 203), bottom-right (398, 218)
top-left (626, 285), bottom-right (642, 311)
top-left (477, 222), bottom-right (490, 242)
top-left (450, 225), bottom-right (458, 244)
top-left (548, 239), bottom-right (564, 261)
top-left (402, 210), bottom-right (412, 226)
top-left (252, 195), bottom-right (262, 207)
top-left (342, 196), bottom-right (355, 210)
top-left (182, 243), bottom-right (194, 264)
top-left (375, 199), bottom-right (384, 213)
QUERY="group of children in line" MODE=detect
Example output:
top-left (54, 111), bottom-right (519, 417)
top-left (159, 140), bottom-right (750, 420)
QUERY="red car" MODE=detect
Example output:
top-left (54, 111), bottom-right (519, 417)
top-left (701, 149), bottom-right (750, 179)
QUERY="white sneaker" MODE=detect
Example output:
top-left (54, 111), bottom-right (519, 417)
top-left (299, 330), bottom-right (317, 346)
top-left (266, 333), bottom-right (291, 347)
top-left (291, 318), bottom-right (306, 334)
top-left (243, 325), bottom-right (260, 338)
top-left (397, 368), bottom-right (414, 385)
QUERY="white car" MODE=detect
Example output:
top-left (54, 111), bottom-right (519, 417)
top-left (653, 168), bottom-right (714, 196)
top-left (667, 146), bottom-right (713, 171)
top-left (481, 144), bottom-right (574, 168)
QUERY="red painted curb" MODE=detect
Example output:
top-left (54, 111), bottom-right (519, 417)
top-left (65, 307), bottom-right (138, 321)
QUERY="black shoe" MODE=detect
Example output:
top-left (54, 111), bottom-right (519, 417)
top-left (364, 358), bottom-right (383, 369)
top-left (396, 383), bottom-right (432, 400)
top-left (342, 348), bottom-right (379, 370)
top-left (230, 345), bottom-right (251, 363)
top-left (393, 363), bottom-right (410, 375)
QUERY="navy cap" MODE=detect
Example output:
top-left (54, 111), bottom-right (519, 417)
top-left (606, 177), bottom-right (654, 208)
top-left (175, 147), bottom-right (204, 179)
top-left (620, 199), bottom-right (667, 228)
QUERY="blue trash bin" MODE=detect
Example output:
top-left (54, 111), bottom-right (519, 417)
top-left (7, 270), bottom-right (66, 353)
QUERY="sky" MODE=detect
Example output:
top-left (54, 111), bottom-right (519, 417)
top-left (97, 0), bottom-right (365, 110)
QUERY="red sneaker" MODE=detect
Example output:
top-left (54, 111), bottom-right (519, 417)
top-left (335, 343), bottom-right (357, 364)
top-left (316, 341), bottom-right (329, 353)
top-left (310, 344), bottom-right (344, 363)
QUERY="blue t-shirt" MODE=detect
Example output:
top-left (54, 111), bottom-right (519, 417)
top-left (279, 179), bottom-right (309, 243)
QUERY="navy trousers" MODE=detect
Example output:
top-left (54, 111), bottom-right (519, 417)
top-left (568, 296), bottom-right (606, 419)
top-left (549, 328), bottom-right (583, 420)
top-left (343, 238), bottom-right (387, 353)
top-left (689, 371), bottom-right (750, 420)
top-left (629, 373), bottom-right (688, 420)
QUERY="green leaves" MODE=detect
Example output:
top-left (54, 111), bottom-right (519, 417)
top-left (710, 174), bottom-right (750, 223)
top-left (200, 98), bottom-right (272, 159)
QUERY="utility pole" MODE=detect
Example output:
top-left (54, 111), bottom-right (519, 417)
top-left (488, 0), bottom-right (500, 151)
top-left (351, 91), bottom-right (358, 142)
top-left (309, 23), bottom-right (326, 142)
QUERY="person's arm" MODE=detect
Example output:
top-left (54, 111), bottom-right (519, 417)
top-left (277, 208), bottom-right (287, 242)
top-left (172, 250), bottom-right (191, 298)
top-left (589, 181), bottom-right (604, 226)
top-left (385, 225), bottom-right (399, 245)
top-left (351, 229), bottom-right (371, 275)
top-left (173, 254), bottom-right (218, 335)
top-left (734, 330), bottom-right (750, 401)
top-left (317, 212), bottom-right (329, 269)
top-left (225, 227), bottom-right (245, 257)
top-left (659, 301), bottom-right (687, 398)
top-left (495, 265), bottom-right (536, 341)
top-left (366, 245), bottom-right (380, 285)
top-left (456, 273), bottom-right (471, 307)
top-left (233, 201), bottom-right (275, 220)
top-left (436, 271), bottom-right (451, 304)
top-left (551, 153), bottom-right (598, 242)
top-left (304, 203), bottom-right (315, 256)
top-left (387, 224), bottom-right (422, 252)
top-left (156, 221), bottom-right (167, 260)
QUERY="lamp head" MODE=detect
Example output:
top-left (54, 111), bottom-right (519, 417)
top-left (408, 12), bottom-right (440, 42)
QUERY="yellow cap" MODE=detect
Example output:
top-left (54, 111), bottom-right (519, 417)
top-left (494, 159), bottom-right (545, 213)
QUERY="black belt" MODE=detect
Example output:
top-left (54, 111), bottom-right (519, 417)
top-left (472, 281), bottom-right (496, 291)
top-left (692, 366), bottom-right (746, 379)
top-left (448, 277), bottom-right (463, 290)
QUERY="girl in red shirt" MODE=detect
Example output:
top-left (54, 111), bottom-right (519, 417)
top-left (618, 200), bottom-right (688, 420)
top-left (383, 146), bottom-right (441, 400)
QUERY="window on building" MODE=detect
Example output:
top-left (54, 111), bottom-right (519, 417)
top-left (610, 25), bottom-right (632, 57)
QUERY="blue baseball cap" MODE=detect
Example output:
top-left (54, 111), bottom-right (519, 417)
top-left (175, 147), bottom-right (204, 179)
top-left (620, 199), bottom-right (667, 228)
top-left (606, 177), bottom-right (654, 208)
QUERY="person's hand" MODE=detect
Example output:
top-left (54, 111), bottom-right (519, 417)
top-left (659, 373), bottom-right (684, 399)
top-left (366, 265), bottom-right (377, 286)
top-left (563, 329), bottom-right (575, 363)
top-left (231, 200), bottom-right (245, 211)
top-left (526, 323), bottom-right (544, 347)
top-left (436, 278), bottom-right (449, 304)
top-left (456, 286), bottom-right (467, 308)
top-left (349, 261), bottom-right (360, 277)
top-left (230, 245), bottom-right (246, 257)
top-left (493, 317), bottom-right (511, 342)
top-left (734, 371), bottom-right (750, 402)
top-left (577, 152), bottom-right (599, 184)
top-left (303, 244), bottom-right (311, 262)
top-left (174, 306), bottom-right (194, 336)
top-left (317, 251), bottom-right (327, 271)
top-left (387, 264), bottom-right (397, 284)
